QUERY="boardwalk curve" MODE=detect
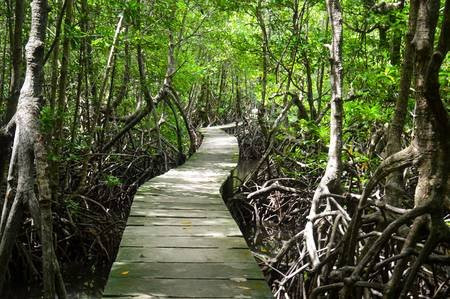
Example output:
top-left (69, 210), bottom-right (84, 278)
top-left (103, 124), bottom-right (273, 298)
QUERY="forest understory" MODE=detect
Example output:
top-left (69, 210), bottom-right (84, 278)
top-left (229, 120), bottom-right (449, 299)
top-left (2, 133), bottom-right (197, 298)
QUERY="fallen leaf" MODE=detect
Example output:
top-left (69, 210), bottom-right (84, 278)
top-left (180, 220), bottom-right (192, 226)
top-left (231, 277), bottom-right (247, 282)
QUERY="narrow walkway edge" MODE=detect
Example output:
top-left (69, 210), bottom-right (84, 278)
top-left (102, 124), bottom-right (273, 298)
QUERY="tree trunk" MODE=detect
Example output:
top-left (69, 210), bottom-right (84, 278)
top-left (235, 74), bottom-right (242, 120)
top-left (0, 1), bottom-right (66, 297)
top-left (384, 0), bottom-right (418, 207)
top-left (304, 54), bottom-right (317, 119)
top-left (70, 35), bottom-right (85, 143)
top-left (164, 97), bottom-right (185, 164)
top-left (5, 0), bottom-right (24, 123)
top-left (0, 16), bottom-right (7, 105)
top-left (48, 0), bottom-right (64, 114)
top-left (304, 0), bottom-right (343, 268)
top-left (80, 0), bottom-right (93, 133)
top-left (94, 12), bottom-right (124, 138)
top-left (54, 0), bottom-right (73, 141)
top-left (111, 34), bottom-right (130, 111)
top-left (256, 0), bottom-right (269, 138)
top-left (390, 2), bottom-right (406, 65)
top-left (386, 0), bottom-right (448, 296)
top-left (168, 85), bottom-right (197, 156)
top-left (0, 0), bottom-right (24, 188)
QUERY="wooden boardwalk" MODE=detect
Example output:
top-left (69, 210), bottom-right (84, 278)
top-left (103, 125), bottom-right (273, 298)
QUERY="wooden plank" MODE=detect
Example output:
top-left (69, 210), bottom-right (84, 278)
top-left (103, 278), bottom-right (272, 298)
top-left (126, 216), bottom-right (239, 226)
top-left (131, 202), bottom-right (228, 211)
top-left (121, 225), bottom-right (242, 237)
top-left (129, 209), bottom-right (232, 218)
top-left (134, 195), bottom-right (223, 205)
top-left (116, 247), bottom-right (255, 263)
top-left (103, 297), bottom-right (245, 299)
top-left (119, 236), bottom-right (249, 249)
top-left (135, 189), bottom-right (222, 197)
top-left (108, 262), bottom-right (264, 279)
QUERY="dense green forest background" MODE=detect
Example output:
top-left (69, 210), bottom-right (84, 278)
top-left (0, 0), bottom-right (448, 298)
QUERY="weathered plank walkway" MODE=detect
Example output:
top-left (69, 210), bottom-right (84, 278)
top-left (103, 124), bottom-right (273, 298)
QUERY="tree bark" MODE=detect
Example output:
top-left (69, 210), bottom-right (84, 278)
top-left (94, 12), bottom-right (124, 137)
top-left (384, 0), bottom-right (419, 207)
top-left (48, 0), bottom-right (65, 114)
top-left (70, 34), bottom-right (85, 143)
top-left (256, 0), bottom-right (269, 138)
top-left (164, 97), bottom-right (185, 164)
top-left (410, 0), bottom-right (443, 207)
top-left (386, 0), bottom-right (448, 296)
top-left (54, 0), bottom-right (73, 141)
top-left (5, 0), bottom-right (24, 123)
top-left (0, 0), bottom-right (24, 188)
top-left (0, 1), bottom-right (66, 297)
top-left (0, 16), bottom-right (7, 105)
top-left (304, 0), bottom-right (343, 268)
top-left (167, 86), bottom-right (197, 156)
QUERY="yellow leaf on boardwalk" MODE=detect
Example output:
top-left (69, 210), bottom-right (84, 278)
top-left (180, 220), bottom-right (192, 226)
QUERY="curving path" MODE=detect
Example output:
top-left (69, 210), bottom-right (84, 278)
top-left (102, 124), bottom-right (273, 298)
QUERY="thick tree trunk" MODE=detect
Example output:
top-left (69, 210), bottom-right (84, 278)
top-left (334, 1), bottom-right (448, 297)
top-left (0, 1), bottom-right (66, 297)
top-left (386, 0), bottom-right (448, 296)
